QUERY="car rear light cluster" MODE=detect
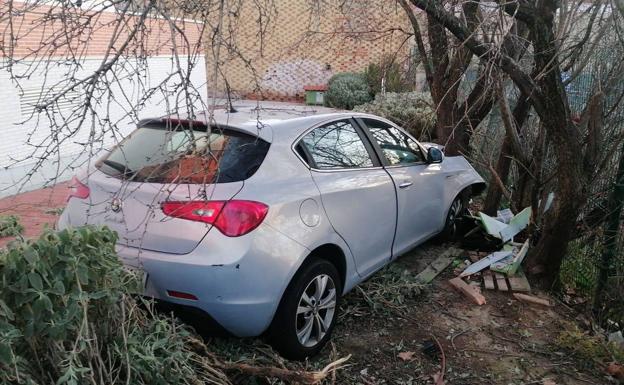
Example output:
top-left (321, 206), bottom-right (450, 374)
top-left (67, 176), bottom-right (90, 202)
top-left (161, 200), bottom-right (268, 237)
top-left (167, 290), bottom-right (198, 301)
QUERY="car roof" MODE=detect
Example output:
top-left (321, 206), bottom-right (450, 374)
top-left (153, 101), bottom-right (391, 144)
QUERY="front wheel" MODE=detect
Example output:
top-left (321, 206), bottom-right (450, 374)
top-left (268, 259), bottom-right (341, 360)
top-left (439, 195), bottom-right (467, 241)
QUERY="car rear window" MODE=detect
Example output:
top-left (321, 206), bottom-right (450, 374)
top-left (96, 120), bottom-right (270, 184)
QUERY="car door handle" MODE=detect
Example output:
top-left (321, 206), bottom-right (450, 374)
top-left (399, 181), bottom-right (413, 189)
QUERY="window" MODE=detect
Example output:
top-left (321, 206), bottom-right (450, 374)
top-left (300, 120), bottom-right (374, 169)
top-left (362, 119), bottom-right (425, 165)
top-left (97, 120), bottom-right (270, 184)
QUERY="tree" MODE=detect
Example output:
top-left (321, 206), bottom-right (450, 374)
top-left (395, 0), bottom-right (529, 155)
top-left (408, 0), bottom-right (624, 286)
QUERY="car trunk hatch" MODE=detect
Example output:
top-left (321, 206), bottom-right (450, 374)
top-left (68, 118), bottom-right (269, 254)
top-left (81, 170), bottom-right (243, 254)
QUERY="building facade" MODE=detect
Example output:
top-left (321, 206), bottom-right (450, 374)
top-left (0, 0), bottom-right (207, 196)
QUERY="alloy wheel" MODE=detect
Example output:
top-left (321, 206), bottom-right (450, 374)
top-left (295, 274), bottom-right (337, 347)
top-left (447, 198), bottom-right (463, 236)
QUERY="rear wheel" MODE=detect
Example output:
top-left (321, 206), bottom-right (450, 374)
top-left (269, 259), bottom-right (341, 360)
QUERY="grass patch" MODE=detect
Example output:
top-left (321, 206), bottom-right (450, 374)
top-left (556, 321), bottom-right (624, 366)
top-left (340, 264), bottom-right (422, 319)
top-left (559, 237), bottom-right (602, 296)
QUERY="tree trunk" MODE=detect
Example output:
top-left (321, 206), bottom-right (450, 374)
top-left (483, 95), bottom-right (531, 215)
top-left (483, 138), bottom-right (513, 215)
top-left (522, 2), bottom-right (586, 287)
top-left (443, 118), bottom-right (471, 156)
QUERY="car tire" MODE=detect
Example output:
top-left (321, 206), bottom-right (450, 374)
top-left (268, 258), bottom-right (342, 360)
top-left (439, 195), bottom-right (467, 241)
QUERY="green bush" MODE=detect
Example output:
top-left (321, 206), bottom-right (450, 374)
top-left (0, 216), bottom-right (23, 238)
top-left (324, 72), bottom-right (372, 110)
top-left (364, 58), bottom-right (410, 95)
top-left (0, 226), bottom-right (226, 385)
top-left (353, 92), bottom-right (436, 140)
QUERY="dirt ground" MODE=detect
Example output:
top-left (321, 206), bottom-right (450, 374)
top-left (210, 242), bottom-right (611, 385)
top-left (317, 243), bottom-right (608, 385)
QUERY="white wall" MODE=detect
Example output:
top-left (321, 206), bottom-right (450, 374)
top-left (0, 55), bottom-right (208, 197)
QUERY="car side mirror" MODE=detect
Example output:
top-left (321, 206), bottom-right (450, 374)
top-left (427, 147), bottom-right (444, 163)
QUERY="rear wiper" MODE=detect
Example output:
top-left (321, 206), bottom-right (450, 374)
top-left (102, 159), bottom-right (134, 176)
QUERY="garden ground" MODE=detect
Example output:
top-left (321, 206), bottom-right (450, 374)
top-left (0, 186), bottom-right (612, 384)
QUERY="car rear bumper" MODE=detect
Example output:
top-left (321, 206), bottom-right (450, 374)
top-left (114, 223), bottom-right (309, 337)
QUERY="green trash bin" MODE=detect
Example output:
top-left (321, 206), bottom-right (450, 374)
top-left (304, 85), bottom-right (327, 105)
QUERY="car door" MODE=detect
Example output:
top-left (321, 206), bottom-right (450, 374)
top-left (356, 117), bottom-right (444, 257)
top-left (297, 118), bottom-right (397, 277)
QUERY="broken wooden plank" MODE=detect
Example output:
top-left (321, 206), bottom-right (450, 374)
top-left (508, 276), bottom-right (531, 292)
top-left (494, 272), bottom-right (508, 291)
top-left (449, 277), bottom-right (487, 305)
top-left (459, 250), bottom-right (512, 277)
top-left (483, 270), bottom-right (495, 290)
top-left (507, 268), bottom-right (531, 292)
top-left (513, 293), bottom-right (553, 307)
top-left (415, 248), bottom-right (460, 284)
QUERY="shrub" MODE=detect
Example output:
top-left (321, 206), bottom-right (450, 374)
top-left (353, 92), bottom-right (436, 140)
top-left (0, 226), bottom-right (226, 385)
top-left (364, 58), bottom-right (411, 95)
top-left (0, 215), bottom-right (23, 238)
top-left (324, 72), bottom-right (372, 110)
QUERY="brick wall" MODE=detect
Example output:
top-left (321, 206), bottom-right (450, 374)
top-left (205, 0), bottom-right (413, 101)
top-left (0, 0), bottom-right (204, 58)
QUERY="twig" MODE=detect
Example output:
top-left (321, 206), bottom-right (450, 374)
top-left (451, 328), bottom-right (473, 350)
top-left (431, 334), bottom-right (446, 385)
top-left (221, 355), bottom-right (351, 385)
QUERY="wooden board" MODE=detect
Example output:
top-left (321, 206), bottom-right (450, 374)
top-left (507, 269), bottom-right (531, 292)
top-left (449, 277), bottom-right (487, 305)
top-left (513, 293), bottom-right (552, 307)
top-left (415, 248), bottom-right (460, 284)
top-left (483, 270), bottom-right (495, 290)
top-left (494, 272), bottom-right (508, 291)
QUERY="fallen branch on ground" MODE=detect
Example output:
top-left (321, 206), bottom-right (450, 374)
top-left (187, 336), bottom-right (351, 384)
top-left (220, 356), bottom-right (351, 384)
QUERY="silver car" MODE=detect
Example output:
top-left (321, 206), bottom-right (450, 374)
top-left (58, 104), bottom-right (485, 359)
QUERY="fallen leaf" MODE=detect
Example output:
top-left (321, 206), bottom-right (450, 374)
top-left (607, 362), bottom-right (624, 380)
top-left (432, 372), bottom-right (446, 385)
top-left (397, 351), bottom-right (415, 361)
top-left (542, 378), bottom-right (556, 385)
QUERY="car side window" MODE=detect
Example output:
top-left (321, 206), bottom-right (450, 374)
top-left (300, 120), bottom-right (374, 169)
top-left (362, 118), bottom-right (425, 165)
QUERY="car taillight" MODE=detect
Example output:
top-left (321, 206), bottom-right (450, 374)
top-left (161, 200), bottom-right (268, 237)
top-left (67, 176), bottom-right (90, 202)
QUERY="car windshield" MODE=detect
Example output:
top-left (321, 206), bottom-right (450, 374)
top-left (97, 120), bottom-right (270, 184)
